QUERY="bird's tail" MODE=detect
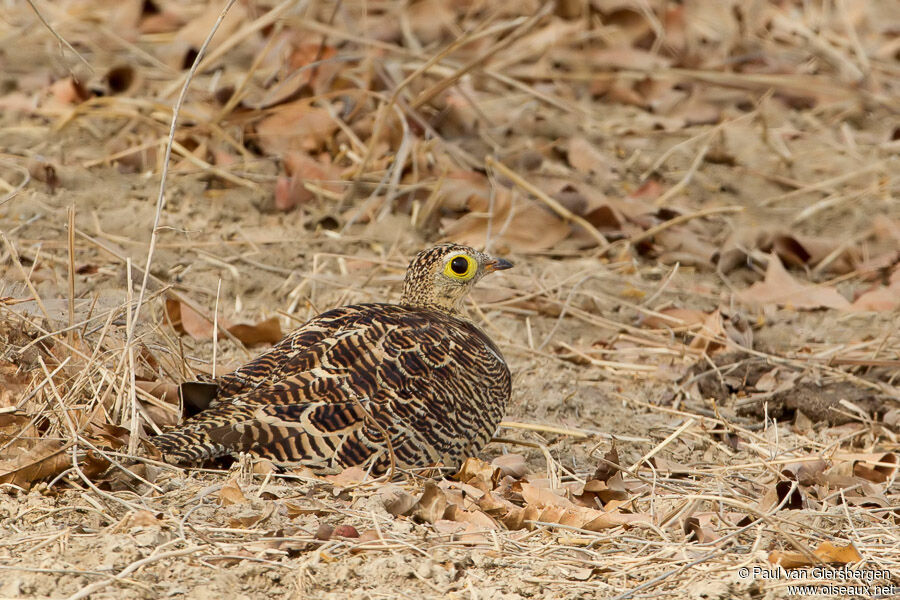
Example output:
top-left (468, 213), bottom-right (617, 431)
top-left (149, 403), bottom-right (257, 465)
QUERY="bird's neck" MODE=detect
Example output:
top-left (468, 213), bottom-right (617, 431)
top-left (400, 287), bottom-right (462, 315)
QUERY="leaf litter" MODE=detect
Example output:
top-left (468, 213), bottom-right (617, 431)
top-left (0, 0), bottom-right (899, 598)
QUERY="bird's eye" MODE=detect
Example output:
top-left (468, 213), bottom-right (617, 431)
top-left (443, 254), bottom-right (476, 280)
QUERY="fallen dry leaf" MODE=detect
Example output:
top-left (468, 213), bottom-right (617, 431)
top-left (769, 541), bottom-right (862, 569)
top-left (0, 413), bottom-right (41, 456)
top-left (781, 459), bottom-right (828, 486)
top-left (227, 318), bottom-right (283, 346)
top-left (324, 465), bottom-right (368, 487)
top-left (758, 478), bottom-right (806, 513)
top-left (86, 422), bottom-right (131, 450)
top-left (641, 308), bottom-right (710, 330)
top-left (123, 510), bottom-right (163, 530)
top-left (219, 478), bottom-right (248, 506)
top-left (432, 519), bottom-right (467, 536)
top-left (165, 299), bottom-right (282, 346)
top-left (853, 453), bottom-right (897, 484)
top-left (456, 456), bottom-right (497, 492)
top-left (275, 152), bottom-right (343, 211)
top-left (134, 380), bottom-right (180, 405)
top-left (737, 254), bottom-right (850, 310)
top-left (175, 0), bottom-right (248, 55)
top-left (381, 486), bottom-right (419, 517)
top-left (255, 101), bottom-right (339, 155)
top-left (0, 439), bottom-right (71, 489)
top-left (49, 77), bottom-right (90, 105)
top-left (851, 266), bottom-right (900, 312)
top-left (520, 482), bottom-right (573, 508)
top-left (409, 481), bottom-right (448, 524)
top-left (441, 186), bottom-right (571, 253)
top-left (568, 136), bottom-right (619, 180)
top-left (491, 454), bottom-right (528, 479)
top-left (165, 299), bottom-right (220, 340)
top-left (687, 309), bottom-right (728, 354)
top-left (684, 513), bottom-right (718, 544)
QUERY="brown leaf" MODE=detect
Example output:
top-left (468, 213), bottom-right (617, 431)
top-left (410, 481), bottom-right (448, 524)
top-left (0, 440), bottom-right (70, 489)
top-left (591, 443), bottom-right (620, 483)
top-left (652, 226), bottom-right (719, 267)
top-left (165, 299), bottom-right (282, 346)
top-left (450, 507), bottom-right (498, 531)
top-left (477, 491), bottom-right (517, 516)
top-left (324, 466), bottom-right (367, 487)
top-left (227, 317), bottom-right (283, 346)
top-left (491, 454), bottom-right (528, 479)
top-left (123, 510), bottom-right (163, 530)
top-left (81, 451), bottom-right (111, 480)
top-left (456, 456), bottom-right (496, 492)
top-left (578, 472), bottom-right (628, 506)
top-left (381, 486), bottom-right (418, 517)
top-left (769, 541), bottom-right (862, 569)
top-left (275, 153), bottom-right (343, 211)
top-left (282, 502), bottom-right (329, 518)
top-left (49, 77), bottom-right (90, 105)
top-left (255, 101), bottom-right (339, 155)
top-left (432, 519), bottom-right (467, 536)
top-left (500, 504), bottom-right (542, 530)
top-left (175, 0), bottom-right (248, 53)
top-left (433, 518), bottom-right (491, 544)
top-left (229, 514), bottom-right (267, 529)
top-left (441, 186), bottom-right (571, 253)
top-left (252, 459), bottom-right (277, 475)
top-left (0, 414), bottom-right (41, 457)
top-left (251, 44), bottom-right (339, 108)
top-left (165, 298), bottom-right (217, 339)
top-left (851, 266), bottom-right (900, 312)
top-left (348, 529), bottom-right (382, 553)
top-left (853, 453), bottom-right (897, 484)
top-left (775, 480), bottom-right (805, 510)
top-left (529, 503), bottom-right (643, 532)
top-left (568, 137), bottom-right (618, 180)
top-left (589, 48), bottom-right (671, 71)
top-left (140, 9), bottom-right (183, 34)
top-left (782, 460), bottom-right (828, 486)
top-left (583, 203), bottom-right (626, 231)
top-left (520, 481), bottom-right (573, 508)
top-left (737, 254), bottom-right (850, 310)
top-left (687, 309), bottom-right (727, 353)
top-left (104, 462), bottom-right (160, 494)
top-left (219, 478), bottom-right (248, 506)
top-left (134, 380), bottom-right (180, 405)
top-left (641, 308), bottom-right (710, 330)
top-left (684, 513), bottom-right (718, 543)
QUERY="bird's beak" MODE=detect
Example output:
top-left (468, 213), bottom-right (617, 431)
top-left (484, 257), bottom-right (514, 273)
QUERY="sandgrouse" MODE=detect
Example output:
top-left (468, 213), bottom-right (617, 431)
top-left (151, 244), bottom-right (513, 475)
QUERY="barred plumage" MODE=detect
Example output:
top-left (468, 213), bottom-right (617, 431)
top-left (151, 244), bottom-right (513, 474)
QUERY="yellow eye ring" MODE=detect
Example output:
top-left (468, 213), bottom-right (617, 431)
top-left (444, 254), bottom-right (476, 280)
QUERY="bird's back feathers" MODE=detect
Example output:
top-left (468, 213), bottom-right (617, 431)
top-left (151, 303), bottom-right (510, 474)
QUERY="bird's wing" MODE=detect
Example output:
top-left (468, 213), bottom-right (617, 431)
top-left (212, 305), bottom-right (368, 397)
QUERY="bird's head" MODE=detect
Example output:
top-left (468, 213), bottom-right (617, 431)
top-left (400, 243), bottom-right (513, 314)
